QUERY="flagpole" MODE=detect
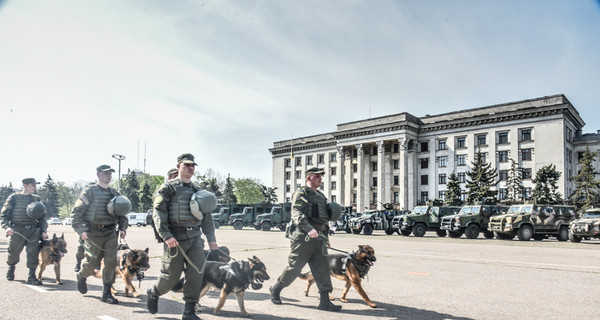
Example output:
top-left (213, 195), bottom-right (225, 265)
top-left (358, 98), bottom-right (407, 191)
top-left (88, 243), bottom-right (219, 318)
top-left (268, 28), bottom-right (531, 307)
top-left (290, 133), bottom-right (294, 159)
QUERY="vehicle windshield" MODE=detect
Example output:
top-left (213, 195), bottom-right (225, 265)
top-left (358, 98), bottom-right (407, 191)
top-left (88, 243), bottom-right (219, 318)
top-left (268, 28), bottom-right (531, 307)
top-left (507, 206), bottom-right (523, 214)
top-left (459, 206), bottom-right (480, 215)
top-left (583, 211), bottom-right (600, 218)
top-left (361, 212), bottom-right (373, 218)
top-left (520, 205), bottom-right (533, 214)
top-left (411, 206), bottom-right (428, 214)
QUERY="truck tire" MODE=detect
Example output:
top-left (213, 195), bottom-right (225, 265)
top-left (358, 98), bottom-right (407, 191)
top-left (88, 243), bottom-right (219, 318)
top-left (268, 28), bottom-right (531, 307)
top-left (233, 221), bottom-right (243, 230)
top-left (137, 222), bottom-right (142, 227)
top-left (436, 230), bottom-right (447, 237)
top-left (279, 224), bottom-right (286, 231)
top-left (253, 224), bottom-right (261, 230)
top-left (352, 228), bottom-right (362, 234)
top-left (569, 231), bottom-right (582, 243)
top-left (345, 226), bottom-right (351, 233)
top-left (363, 224), bottom-right (374, 235)
top-left (465, 224), bottom-right (480, 239)
top-left (412, 224), bottom-right (426, 237)
top-left (385, 228), bottom-right (394, 235)
top-left (400, 229), bottom-right (411, 236)
top-left (213, 221), bottom-right (221, 229)
top-left (261, 221), bottom-right (272, 231)
top-left (556, 226), bottom-right (569, 241)
top-left (448, 231), bottom-right (463, 238)
top-left (517, 225), bottom-right (533, 241)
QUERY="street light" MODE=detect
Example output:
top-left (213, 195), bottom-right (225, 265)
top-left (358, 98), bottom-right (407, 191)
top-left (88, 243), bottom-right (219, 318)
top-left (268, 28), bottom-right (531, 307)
top-left (112, 154), bottom-right (126, 191)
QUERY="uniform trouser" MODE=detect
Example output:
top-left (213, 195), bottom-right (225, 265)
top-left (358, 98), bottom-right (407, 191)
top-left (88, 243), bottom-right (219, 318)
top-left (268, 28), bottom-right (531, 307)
top-left (6, 227), bottom-right (41, 269)
top-left (276, 238), bottom-right (333, 293)
top-left (153, 235), bottom-right (205, 303)
top-left (76, 239), bottom-right (85, 260)
top-left (79, 231), bottom-right (118, 284)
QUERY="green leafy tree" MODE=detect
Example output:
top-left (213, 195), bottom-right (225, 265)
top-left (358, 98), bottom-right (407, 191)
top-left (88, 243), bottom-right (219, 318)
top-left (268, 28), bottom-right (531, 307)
top-left (223, 174), bottom-right (237, 205)
top-left (121, 170), bottom-right (140, 212)
top-left (56, 180), bottom-right (86, 217)
top-left (233, 178), bottom-right (263, 204)
top-left (0, 183), bottom-right (15, 207)
top-left (38, 175), bottom-right (61, 218)
top-left (505, 158), bottom-right (524, 203)
top-left (570, 147), bottom-right (600, 212)
top-left (466, 149), bottom-right (498, 204)
top-left (445, 172), bottom-right (463, 206)
top-left (261, 185), bottom-right (279, 204)
top-left (198, 176), bottom-right (222, 197)
top-left (532, 164), bottom-right (563, 204)
top-left (139, 182), bottom-right (153, 212)
top-left (137, 173), bottom-right (165, 194)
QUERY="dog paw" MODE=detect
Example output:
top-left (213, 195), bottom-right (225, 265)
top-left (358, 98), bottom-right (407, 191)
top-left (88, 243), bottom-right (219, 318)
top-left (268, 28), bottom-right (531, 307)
top-left (369, 303), bottom-right (377, 308)
top-left (340, 298), bottom-right (348, 303)
top-left (241, 312), bottom-right (252, 318)
top-left (213, 309), bottom-right (220, 315)
top-left (132, 292), bottom-right (140, 298)
top-left (57, 281), bottom-right (63, 285)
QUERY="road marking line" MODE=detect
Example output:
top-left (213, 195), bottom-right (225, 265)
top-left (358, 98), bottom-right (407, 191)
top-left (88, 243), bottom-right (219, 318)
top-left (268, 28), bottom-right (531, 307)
top-left (98, 316), bottom-right (118, 320)
top-left (24, 284), bottom-right (48, 293)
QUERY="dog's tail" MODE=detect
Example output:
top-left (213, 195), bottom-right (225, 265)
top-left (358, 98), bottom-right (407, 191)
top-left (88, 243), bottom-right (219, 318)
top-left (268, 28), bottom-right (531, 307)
top-left (298, 272), bottom-right (312, 280)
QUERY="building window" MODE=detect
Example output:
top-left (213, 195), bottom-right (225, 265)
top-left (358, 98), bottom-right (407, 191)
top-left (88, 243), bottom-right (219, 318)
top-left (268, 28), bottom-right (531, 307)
top-left (353, 149), bottom-right (358, 158)
top-left (353, 178), bottom-right (357, 187)
top-left (567, 149), bottom-right (572, 164)
top-left (499, 170), bottom-right (508, 181)
top-left (296, 157), bottom-right (302, 166)
top-left (498, 131), bottom-right (509, 144)
top-left (285, 159), bottom-right (291, 168)
top-left (353, 164), bottom-right (357, 173)
top-left (331, 181), bottom-right (337, 190)
top-left (524, 187), bottom-right (532, 199)
top-left (522, 149), bottom-right (532, 161)
top-left (394, 160), bottom-right (399, 169)
top-left (393, 175), bottom-right (399, 186)
top-left (285, 184), bottom-right (290, 192)
top-left (522, 168), bottom-right (532, 179)
top-left (330, 153), bottom-right (337, 162)
top-left (566, 128), bottom-right (572, 142)
top-left (317, 154), bottom-right (325, 164)
top-left (373, 192), bottom-right (378, 204)
top-left (460, 192), bottom-right (467, 202)
top-left (439, 190), bottom-right (446, 200)
top-left (421, 141), bottom-right (429, 152)
top-left (393, 143), bottom-right (399, 153)
top-left (306, 155), bottom-right (313, 165)
top-left (438, 156), bottom-right (447, 168)
top-left (296, 170), bottom-right (301, 179)
top-left (319, 184), bottom-right (324, 190)
top-left (421, 175), bottom-right (428, 185)
top-left (353, 193), bottom-right (357, 204)
top-left (371, 146), bottom-right (377, 155)
top-left (331, 195), bottom-right (336, 202)
top-left (373, 177), bottom-right (378, 187)
top-left (499, 188), bottom-right (507, 200)
top-left (520, 128), bottom-right (532, 141)
top-left (438, 139), bottom-right (447, 150)
top-left (457, 154), bottom-right (466, 166)
top-left (498, 151), bottom-right (509, 162)
top-left (285, 172), bottom-right (291, 180)
top-left (420, 192), bottom-right (429, 203)
top-left (456, 136), bottom-right (466, 149)
top-left (372, 162), bottom-right (378, 171)
top-left (458, 172), bottom-right (466, 183)
top-left (330, 167), bottom-right (337, 176)
top-left (420, 158), bottom-right (429, 169)
top-left (394, 192), bottom-right (399, 203)
top-left (286, 197), bottom-right (290, 202)
top-left (479, 152), bottom-right (487, 163)
top-left (439, 174), bottom-right (446, 184)
top-left (476, 134), bottom-right (487, 146)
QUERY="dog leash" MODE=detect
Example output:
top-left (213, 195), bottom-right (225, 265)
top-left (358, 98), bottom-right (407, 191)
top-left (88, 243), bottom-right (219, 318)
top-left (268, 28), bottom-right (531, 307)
top-left (168, 245), bottom-right (211, 275)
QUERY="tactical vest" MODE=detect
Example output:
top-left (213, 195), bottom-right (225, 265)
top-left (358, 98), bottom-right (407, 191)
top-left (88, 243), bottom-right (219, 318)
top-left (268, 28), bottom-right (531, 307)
top-left (167, 181), bottom-right (200, 227)
top-left (10, 194), bottom-right (39, 225)
top-left (84, 186), bottom-right (117, 225)
top-left (303, 187), bottom-right (330, 228)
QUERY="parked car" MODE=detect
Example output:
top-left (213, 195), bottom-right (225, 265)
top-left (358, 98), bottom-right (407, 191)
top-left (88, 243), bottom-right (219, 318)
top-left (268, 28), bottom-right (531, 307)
top-left (62, 218), bottom-right (73, 225)
top-left (126, 212), bottom-right (150, 227)
top-left (47, 217), bottom-right (61, 225)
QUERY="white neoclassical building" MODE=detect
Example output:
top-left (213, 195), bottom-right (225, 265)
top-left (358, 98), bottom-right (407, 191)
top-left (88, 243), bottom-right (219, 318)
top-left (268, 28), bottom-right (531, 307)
top-left (270, 94), bottom-right (600, 212)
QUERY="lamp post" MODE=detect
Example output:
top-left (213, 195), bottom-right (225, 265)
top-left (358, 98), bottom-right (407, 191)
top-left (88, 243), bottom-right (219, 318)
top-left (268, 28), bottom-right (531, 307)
top-left (112, 154), bottom-right (126, 192)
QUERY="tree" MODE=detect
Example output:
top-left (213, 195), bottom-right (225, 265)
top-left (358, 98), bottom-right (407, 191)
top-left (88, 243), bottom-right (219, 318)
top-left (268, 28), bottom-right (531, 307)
top-left (38, 175), bottom-right (61, 218)
top-left (465, 149), bottom-right (498, 204)
top-left (532, 164), bottom-right (563, 204)
top-left (261, 185), bottom-right (279, 204)
top-left (223, 174), bottom-right (237, 205)
top-left (233, 178), bottom-right (263, 204)
top-left (445, 172), bottom-right (463, 206)
top-left (0, 183), bottom-right (14, 207)
top-left (505, 158), bottom-right (524, 203)
top-left (139, 182), bottom-right (153, 212)
top-left (570, 147), bottom-right (600, 212)
top-left (137, 173), bottom-right (165, 195)
top-left (121, 170), bottom-right (140, 212)
top-left (56, 180), bottom-right (86, 217)
top-left (198, 176), bottom-right (222, 198)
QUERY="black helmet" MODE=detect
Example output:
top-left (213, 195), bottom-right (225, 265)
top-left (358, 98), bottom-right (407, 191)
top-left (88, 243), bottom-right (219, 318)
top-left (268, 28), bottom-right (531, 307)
top-left (26, 201), bottom-right (46, 220)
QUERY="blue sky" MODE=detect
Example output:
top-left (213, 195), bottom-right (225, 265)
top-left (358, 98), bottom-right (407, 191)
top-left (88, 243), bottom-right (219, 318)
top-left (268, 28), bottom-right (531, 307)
top-left (1, 0), bottom-right (599, 188)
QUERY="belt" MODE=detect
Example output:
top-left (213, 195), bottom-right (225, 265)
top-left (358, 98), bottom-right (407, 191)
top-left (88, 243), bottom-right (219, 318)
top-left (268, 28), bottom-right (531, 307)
top-left (171, 226), bottom-right (201, 232)
top-left (12, 223), bottom-right (39, 229)
top-left (93, 224), bottom-right (115, 229)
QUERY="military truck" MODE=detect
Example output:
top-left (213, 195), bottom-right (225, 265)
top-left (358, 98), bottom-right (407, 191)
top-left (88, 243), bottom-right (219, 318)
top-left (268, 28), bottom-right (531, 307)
top-left (394, 201), bottom-right (461, 237)
top-left (254, 203), bottom-right (292, 231)
top-left (440, 202), bottom-right (507, 239)
top-left (211, 204), bottom-right (248, 229)
top-left (348, 210), bottom-right (406, 235)
top-left (568, 208), bottom-right (600, 243)
top-left (228, 204), bottom-right (274, 230)
top-left (333, 211), bottom-right (358, 234)
top-left (488, 203), bottom-right (576, 241)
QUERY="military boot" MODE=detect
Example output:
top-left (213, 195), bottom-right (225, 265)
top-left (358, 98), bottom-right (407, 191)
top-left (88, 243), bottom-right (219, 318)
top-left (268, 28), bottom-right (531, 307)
top-left (269, 283), bottom-right (283, 305)
top-left (101, 284), bottom-right (118, 304)
top-left (26, 267), bottom-right (42, 285)
top-left (147, 287), bottom-right (159, 314)
top-left (317, 291), bottom-right (341, 311)
top-left (182, 301), bottom-right (201, 320)
top-left (74, 258), bottom-right (82, 272)
top-left (76, 272), bottom-right (87, 294)
top-left (6, 265), bottom-right (15, 281)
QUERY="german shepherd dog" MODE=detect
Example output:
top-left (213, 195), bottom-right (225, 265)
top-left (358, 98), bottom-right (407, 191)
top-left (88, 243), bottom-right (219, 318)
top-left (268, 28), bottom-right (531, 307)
top-left (95, 244), bottom-right (150, 298)
top-left (299, 245), bottom-right (377, 308)
top-left (173, 256), bottom-right (270, 317)
top-left (205, 246), bottom-right (231, 263)
top-left (37, 233), bottom-right (68, 284)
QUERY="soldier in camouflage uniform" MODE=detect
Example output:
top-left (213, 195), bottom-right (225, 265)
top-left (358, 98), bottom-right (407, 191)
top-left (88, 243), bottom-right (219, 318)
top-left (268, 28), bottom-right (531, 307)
top-left (147, 153), bottom-right (218, 320)
top-left (1, 178), bottom-right (48, 284)
top-left (72, 165), bottom-right (128, 304)
top-left (270, 167), bottom-right (342, 311)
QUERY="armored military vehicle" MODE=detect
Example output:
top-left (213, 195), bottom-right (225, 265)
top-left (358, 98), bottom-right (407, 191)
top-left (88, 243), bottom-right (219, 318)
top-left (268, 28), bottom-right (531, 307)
top-left (440, 201), bottom-right (506, 239)
top-left (211, 204), bottom-right (248, 229)
top-left (394, 200), bottom-right (461, 237)
top-left (228, 204), bottom-right (274, 230)
top-left (488, 203), bottom-right (576, 241)
top-left (254, 203), bottom-right (291, 231)
top-left (568, 208), bottom-right (600, 243)
top-left (348, 209), bottom-right (405, 235)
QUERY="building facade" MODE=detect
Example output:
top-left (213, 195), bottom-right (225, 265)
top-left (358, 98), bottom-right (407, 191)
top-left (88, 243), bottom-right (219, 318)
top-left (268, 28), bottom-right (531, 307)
top-left (270, 94), bottom-right (599, 212)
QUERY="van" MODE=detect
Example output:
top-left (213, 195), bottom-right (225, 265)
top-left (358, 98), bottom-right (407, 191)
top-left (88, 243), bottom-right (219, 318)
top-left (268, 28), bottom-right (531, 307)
top-left (127, 213), bottom-right (149, 227)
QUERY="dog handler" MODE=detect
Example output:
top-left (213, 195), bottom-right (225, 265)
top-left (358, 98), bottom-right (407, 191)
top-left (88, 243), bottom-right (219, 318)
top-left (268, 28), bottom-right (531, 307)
top-left (1, 178), bottom-right (48, 285)
top-left (270, 167), bottom-right (343, 311)
top-left (147, 153), bottom-right (219, 320)
top-left (72, 165), bottom-right (129, 304)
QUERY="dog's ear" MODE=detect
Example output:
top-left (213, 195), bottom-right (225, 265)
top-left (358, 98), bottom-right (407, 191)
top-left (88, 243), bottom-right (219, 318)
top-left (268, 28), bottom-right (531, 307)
top-left (144, 247), bottom-right (149, 253)
top-left (53, 233), bottom-right (57, 240)
top-left (130, 250), bottom-right (138, 261)
top-left (358, 245), bottom-right (365, 251)
top-left (60, 233), bottom-right (64, 239)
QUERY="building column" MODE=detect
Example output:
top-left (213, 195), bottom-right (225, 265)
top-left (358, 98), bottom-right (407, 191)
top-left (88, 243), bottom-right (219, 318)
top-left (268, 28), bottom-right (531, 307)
top-left (336, 146), bottom-right (345, 206)
top-left (376, 141), bottom-right (384, 210)
top-left (399, 137), bottom-right (408, 210)
top-left (356, 144), bottom-right (364, 212)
